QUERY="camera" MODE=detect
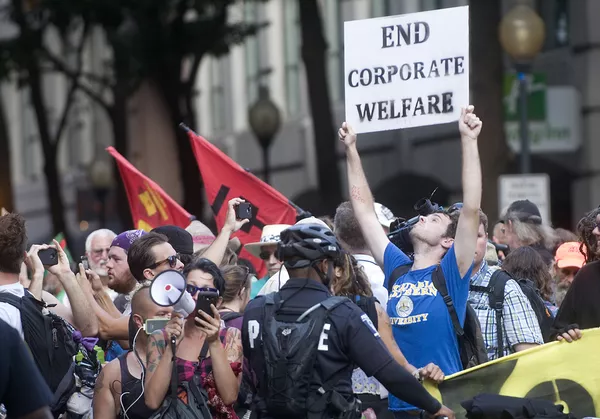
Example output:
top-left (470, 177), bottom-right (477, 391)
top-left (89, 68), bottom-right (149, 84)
top-left (387, 196), bottom-right (444, 256)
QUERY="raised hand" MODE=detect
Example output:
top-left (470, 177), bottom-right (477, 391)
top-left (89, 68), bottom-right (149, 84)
top-left (195, 304), bottom-right (221, 343)
top-left (223, 197), bottom-right (250, 233)
top-left (165, 313), bottom-right (185, 346)
top-left (458, 105), bottom-right (482, 141)
top-left (338, 122), bottom-right (357, 148)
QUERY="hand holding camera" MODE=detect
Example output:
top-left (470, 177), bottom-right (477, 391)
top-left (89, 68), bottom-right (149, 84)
top-left (223, 197), bottom-right (251, 233)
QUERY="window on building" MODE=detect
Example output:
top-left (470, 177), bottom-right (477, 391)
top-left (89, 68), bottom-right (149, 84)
top-left (283, 0), bottom-right (301, 116)
top-left (322, 0), bottom-right (353, 104)
top-left (536, 0), bottom-right (569, 50)
top-left (244, 1), bottom-right (270, 107)
top-left (210, 56), bottom-right (229, 133)
top-left (422, 0), bottom-right (443, 11)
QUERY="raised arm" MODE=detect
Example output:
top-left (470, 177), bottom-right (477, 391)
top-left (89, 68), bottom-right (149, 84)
top-left (25, 245), bottom-right (46, 300)
top-left (454, 106), bottom-right (483, 277)
top-left (201, 198), bottom-right (249, 266)
top-left (145, 316), bottom-right (184, 410)
top-left (47, 241), bottom-right (98, 336)
top-left (340, 123), bottom-right (390, 266)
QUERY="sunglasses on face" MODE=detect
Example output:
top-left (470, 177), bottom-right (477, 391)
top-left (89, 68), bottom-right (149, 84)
top-left (147, 254), bottom-right (180, 270)
top-left (186, 285), bottom-right (219, 297)
top-left (259, 250), bottom-right (278, 261)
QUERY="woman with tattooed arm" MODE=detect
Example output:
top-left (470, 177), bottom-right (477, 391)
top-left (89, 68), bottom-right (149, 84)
top-left (144, 258), bottom-right (243, 419)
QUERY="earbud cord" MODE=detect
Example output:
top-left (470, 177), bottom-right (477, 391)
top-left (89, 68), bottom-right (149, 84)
top-left (121, 327), bottom-right (145, 419)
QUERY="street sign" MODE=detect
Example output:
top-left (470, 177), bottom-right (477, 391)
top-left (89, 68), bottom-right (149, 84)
top-left (498, 174), bottom-right (551, 223)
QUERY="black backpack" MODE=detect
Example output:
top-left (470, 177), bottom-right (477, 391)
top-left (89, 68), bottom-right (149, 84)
top-left (260, 293), bottom-right (350, 418)
top-left (148, 337), bottom-right (212, 419)
top-left (388, 265), bottom-right (488, 369)
top-left (470, 270), bottom-right (554, 358)
top-left (0, 292), bottom-right (79, 416)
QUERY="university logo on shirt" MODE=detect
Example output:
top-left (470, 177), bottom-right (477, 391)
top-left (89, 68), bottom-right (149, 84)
top-left (389, 280), bottom-right (437, 326)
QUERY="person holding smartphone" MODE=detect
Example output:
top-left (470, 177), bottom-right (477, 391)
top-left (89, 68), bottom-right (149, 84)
top-left (144, 258), bottom-right (243, 419)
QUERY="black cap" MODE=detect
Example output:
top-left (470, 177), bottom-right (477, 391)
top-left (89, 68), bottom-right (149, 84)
top-left (505, 200), bottom-right (542, 225)
top-left (151, 225), bottom-right (194, 255)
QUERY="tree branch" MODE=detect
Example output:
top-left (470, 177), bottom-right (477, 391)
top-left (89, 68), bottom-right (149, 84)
top-left (52, 22), bottom-right (90, 144)
top-left (41, 47), bottom-right (111, 114)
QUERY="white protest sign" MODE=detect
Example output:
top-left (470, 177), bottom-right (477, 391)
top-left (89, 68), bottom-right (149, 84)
top-left (344, 6), bottom-right (470, 134)
top-left (498, 174), bottom-right (551, 223)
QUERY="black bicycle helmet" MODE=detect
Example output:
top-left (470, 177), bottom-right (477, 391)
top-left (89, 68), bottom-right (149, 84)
top-left (277, 223), bottom-right (342, 269)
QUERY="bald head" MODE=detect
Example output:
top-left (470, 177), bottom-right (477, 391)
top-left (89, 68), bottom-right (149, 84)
top-left (130, 285), bottom-right (173, 333)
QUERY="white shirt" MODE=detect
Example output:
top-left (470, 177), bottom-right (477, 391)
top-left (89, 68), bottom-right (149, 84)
top-left (0, 282), bottom-right (26, 337)
top-left (257, 266), bottom-right (290, 296)
top-left (353, 254), bottom-right (388, 308)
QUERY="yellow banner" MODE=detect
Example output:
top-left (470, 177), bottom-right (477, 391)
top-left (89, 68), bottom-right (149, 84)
top-left (424, 328), bottom-right (600, 419)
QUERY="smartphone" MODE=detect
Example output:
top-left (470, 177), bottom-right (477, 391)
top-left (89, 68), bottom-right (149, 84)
top-left (39, 248), bottom-right (58, 266)
top-left (235, 202), bottom-right (252, 220)
top-left (81, 255), bottom-right (89, 270)
top-left (144, 318), bottom-right (170, 334)
top-left (195, 289), bottom-right (220, 318)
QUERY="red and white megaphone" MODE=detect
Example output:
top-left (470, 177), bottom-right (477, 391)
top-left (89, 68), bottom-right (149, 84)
top-left (149, 270), bottom-right (195, 317)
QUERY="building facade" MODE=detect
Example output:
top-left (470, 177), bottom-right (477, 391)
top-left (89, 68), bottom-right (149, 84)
top-left (1, 0), bottom-right (598, 244)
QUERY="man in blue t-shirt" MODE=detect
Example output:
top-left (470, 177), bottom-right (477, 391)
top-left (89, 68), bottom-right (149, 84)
top-left (339, 105), bottom-right (483, 419)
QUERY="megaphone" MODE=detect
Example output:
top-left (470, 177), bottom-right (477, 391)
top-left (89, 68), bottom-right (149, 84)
top-left (149, 270), bottom-right (195, 317)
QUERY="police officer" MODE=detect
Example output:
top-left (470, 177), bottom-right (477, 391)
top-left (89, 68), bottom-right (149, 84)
top-left (242, 223), bottom-right (454, 419)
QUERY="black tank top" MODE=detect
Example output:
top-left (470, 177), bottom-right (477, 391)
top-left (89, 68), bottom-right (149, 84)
top-left (117, 352), bottom-right (156, 419)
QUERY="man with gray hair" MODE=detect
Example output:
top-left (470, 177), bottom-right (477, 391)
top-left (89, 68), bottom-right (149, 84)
top-left (85, 229), bottom-right (117, 299)
top-left (501, 200), bottom-right (557, 266)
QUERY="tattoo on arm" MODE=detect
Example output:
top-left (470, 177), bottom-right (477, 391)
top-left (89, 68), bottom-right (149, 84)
top-left (351, 185), bottom-right (366, 204)
top-left (147, 332), bottom-right (167, 373)
top-left (225, 328), bottom-right (243, 363)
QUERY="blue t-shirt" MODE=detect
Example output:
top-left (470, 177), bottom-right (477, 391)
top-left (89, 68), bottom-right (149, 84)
top-left (383, 243), bottom-right (471, 411)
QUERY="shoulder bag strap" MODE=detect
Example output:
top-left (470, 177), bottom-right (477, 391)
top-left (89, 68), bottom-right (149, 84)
top-left (170, 337), bottom-right (178, 399)
top-left (431, 266), bottom-right (464, 337)
top-left (488, 270), bottom-right (509, 359)
top-left (388, 264), bottom-right (412, 294)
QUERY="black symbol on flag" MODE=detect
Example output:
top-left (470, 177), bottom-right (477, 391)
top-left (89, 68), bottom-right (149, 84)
top-left (211, 185), bottom-right (265, 233)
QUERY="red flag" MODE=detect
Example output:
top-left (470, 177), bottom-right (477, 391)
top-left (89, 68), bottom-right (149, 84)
top-left (187, 130), bottom-right (297, 276)
top-left (106, 147), bottom-right (192, 231)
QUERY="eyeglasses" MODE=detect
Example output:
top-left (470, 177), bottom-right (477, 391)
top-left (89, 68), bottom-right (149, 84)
top-left (186, 285), bottom-right (219, 297)
top-left (147, 254), bottom-right (180, 270)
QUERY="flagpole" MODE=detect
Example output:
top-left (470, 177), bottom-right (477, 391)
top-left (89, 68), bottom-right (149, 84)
top-left (178, 123), bottom-right (312, 220)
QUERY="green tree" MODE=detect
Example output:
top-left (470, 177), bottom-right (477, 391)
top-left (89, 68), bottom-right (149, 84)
top-left (0, 0), bottom-right (92, 235)
top-left (46, 0), bottom-right (264, 222)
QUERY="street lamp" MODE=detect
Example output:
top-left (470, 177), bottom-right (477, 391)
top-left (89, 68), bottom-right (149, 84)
top-left (499, 4), bottom-right (545, 174)
top-left (248, 85), bottom-right (281, 184)
top-left (90, 160), bottom-right (113, 227)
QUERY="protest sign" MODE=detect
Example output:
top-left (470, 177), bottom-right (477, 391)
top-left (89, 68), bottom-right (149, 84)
top-left (424, 328), bottom-right (600, 419)
top-left (344, 6), bottom-right (470, 134)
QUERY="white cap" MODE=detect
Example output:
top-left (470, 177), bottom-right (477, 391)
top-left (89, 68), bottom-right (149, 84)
top-left (374, 203), bottom-right (395, 228)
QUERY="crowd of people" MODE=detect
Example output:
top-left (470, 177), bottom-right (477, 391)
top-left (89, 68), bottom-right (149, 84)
top-left (1, 106), bottom-right (599, 419)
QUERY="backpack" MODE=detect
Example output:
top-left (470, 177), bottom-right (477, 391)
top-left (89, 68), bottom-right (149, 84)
top-left (470, 270), bottom-right (554, 358)
top-left (388, 265), bottom-right (488, 369)
top-left (461, 394), bottom-right (576, 419)
top-left (260, 293), bottom-right (353, 418)
top-left (0, 292), bottom-right (79, 417)
top-left (149, 338), bottom-right (212, 419)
